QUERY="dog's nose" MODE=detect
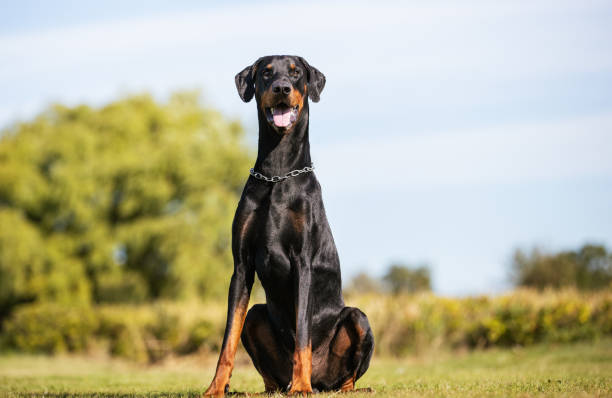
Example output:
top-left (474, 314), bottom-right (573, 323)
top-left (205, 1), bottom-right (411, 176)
top-left (272, 81), bottom-right (292, 95)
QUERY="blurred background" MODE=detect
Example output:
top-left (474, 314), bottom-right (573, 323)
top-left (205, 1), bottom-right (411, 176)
top-left (0, 0), bottom-right (611, 364)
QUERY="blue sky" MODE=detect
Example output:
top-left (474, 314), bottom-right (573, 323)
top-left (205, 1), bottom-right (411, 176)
top-left (1, 1), bottom-right (611, 295)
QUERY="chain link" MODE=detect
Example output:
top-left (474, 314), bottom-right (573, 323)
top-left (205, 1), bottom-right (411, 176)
top-left (249, 164), bottom-right (314, 183)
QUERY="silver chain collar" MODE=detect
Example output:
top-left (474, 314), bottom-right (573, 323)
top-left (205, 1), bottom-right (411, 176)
top-left (249, 164), bottom-right (314, 183)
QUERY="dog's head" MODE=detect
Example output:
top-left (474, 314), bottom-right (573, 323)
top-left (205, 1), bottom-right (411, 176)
top-left (235, 55), bottom-right (325, 133)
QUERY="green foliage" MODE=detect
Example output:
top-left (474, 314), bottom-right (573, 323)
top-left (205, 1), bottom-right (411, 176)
top-left (346, 289), bottom-right (612, 356)
top-left (2, 301), bottom-right (226, 363)
top-left (0, 209), bottom-right (91, 320)
top-left (0, 92), bottom-right (253, 317)
top-left (183, 319), bottom-right (217, 354)
top-left (2, 290), bottom-right (611, 362)
top-left (2, 304), bottom-right (97, 354)
top-left (95, 271), bottom-right (148, 303)
top-left (382, 264), bottom-right (432, 294)
top-left (512, 244), bottom-right (612, 290)
top-left (96, 306), bottom-right (156, 363)
top-left (345, 272), bottom-right (383, 295)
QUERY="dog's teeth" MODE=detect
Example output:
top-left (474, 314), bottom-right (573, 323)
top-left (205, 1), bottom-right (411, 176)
top-left (270, 107), bottom-right (274, 113)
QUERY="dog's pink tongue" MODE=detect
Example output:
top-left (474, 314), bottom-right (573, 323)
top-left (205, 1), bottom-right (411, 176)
top-left (273, 107), bottom-right (292, 127)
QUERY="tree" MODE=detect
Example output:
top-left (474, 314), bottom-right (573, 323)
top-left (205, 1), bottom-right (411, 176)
top-left (345, 272), bottom-right (382, 295)
top-left (0, 208), bottom-right (91, 321)
top-left (383, 264), bottom-right (432, 295)
top-left (0, 91), bottom-right (253, 316)
top-left (511, 244), bottom-right (612, 290)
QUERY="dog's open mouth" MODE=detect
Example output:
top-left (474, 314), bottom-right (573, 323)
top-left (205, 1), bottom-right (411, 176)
top-left (265, 104), bottom-right (299, 129)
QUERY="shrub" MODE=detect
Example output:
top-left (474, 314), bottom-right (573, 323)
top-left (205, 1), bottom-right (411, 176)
top-left (183, 319), bottom-right (218, 354)
top-left (347, 289), bottom-right (612, 355)
top-left (2, 304), bottom-right (97, 354)
top-left (96, 306), bottom-right (152, 363)
top-left (2, 290), bottom-right (611, 361)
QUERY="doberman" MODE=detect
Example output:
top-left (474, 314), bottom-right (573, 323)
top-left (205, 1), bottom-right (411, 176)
top-left (204, 55), bottom-right (374, 396)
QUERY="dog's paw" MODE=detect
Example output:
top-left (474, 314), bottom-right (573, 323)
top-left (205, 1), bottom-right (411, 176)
top-left (288, 382), bottom-right (313, 395)
top-left (203, 382), bottom-right (229, 397)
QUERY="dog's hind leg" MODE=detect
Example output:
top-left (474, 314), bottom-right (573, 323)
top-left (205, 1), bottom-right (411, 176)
top-left (312, 307), bottom-right (374, 391)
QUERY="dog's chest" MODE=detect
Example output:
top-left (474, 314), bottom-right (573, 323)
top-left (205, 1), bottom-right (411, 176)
top-left (251, 194), bottom-right (309, 280)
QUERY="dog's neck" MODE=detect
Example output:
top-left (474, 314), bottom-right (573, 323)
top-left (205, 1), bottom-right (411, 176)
top-left (253, 102), bottom-right (312, 177)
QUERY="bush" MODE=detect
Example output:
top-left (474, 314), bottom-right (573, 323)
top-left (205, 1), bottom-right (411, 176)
top-left (1, 302), bottom-right (224, 363)
top-left (2, 304), bottom-right (97, 354)
top-left (183, 319), bottom-right (218, 354)
top-left (96, 306), bottom-right (153, 363)
top-left (2, 290), bottom-right (611, 361)
top-left (347, 289), bottom-right (612, 355)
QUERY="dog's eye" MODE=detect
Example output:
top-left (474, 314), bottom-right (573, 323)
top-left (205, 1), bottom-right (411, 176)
top-left (262, 70), bottom-right (272, 79)
top-left (289, 69), bottom-right (300, 78)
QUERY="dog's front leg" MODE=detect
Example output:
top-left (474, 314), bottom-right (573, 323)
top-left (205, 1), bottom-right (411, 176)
top-left (204, 266), bottom-right (253, 396)
top-left (288, 255), bottom-right (313, 395)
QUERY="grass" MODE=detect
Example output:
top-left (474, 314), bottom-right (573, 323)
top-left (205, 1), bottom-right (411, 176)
top-left (1, 339), bottom-right (611, 397)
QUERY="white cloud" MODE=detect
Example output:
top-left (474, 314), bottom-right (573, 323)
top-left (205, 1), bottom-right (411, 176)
top-left (2, 0), bottom-right (611, 80)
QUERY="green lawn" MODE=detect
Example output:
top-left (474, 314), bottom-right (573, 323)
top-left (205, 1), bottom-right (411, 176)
top-left (1, 339), bottom-right (611, 397)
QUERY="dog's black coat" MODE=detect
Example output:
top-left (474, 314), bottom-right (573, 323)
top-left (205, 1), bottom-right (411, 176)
top-left (205, 55), bottom-right (373, 395)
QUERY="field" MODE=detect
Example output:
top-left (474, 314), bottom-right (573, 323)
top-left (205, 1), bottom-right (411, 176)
top-left (1, 339), bottom-right (611, 397)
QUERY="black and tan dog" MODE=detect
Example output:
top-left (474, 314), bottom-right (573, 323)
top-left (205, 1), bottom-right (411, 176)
top-left (204, 55), bottom-right (374, 396)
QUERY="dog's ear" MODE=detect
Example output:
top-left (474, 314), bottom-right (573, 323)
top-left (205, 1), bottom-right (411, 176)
top-left (298, 57), bottom-right (326, 103)
top-left (235, 60), bottom-right (260, 102)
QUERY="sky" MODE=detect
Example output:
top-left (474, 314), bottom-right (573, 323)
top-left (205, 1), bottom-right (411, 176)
top-left (1, 0), bottom-right (611, 295)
